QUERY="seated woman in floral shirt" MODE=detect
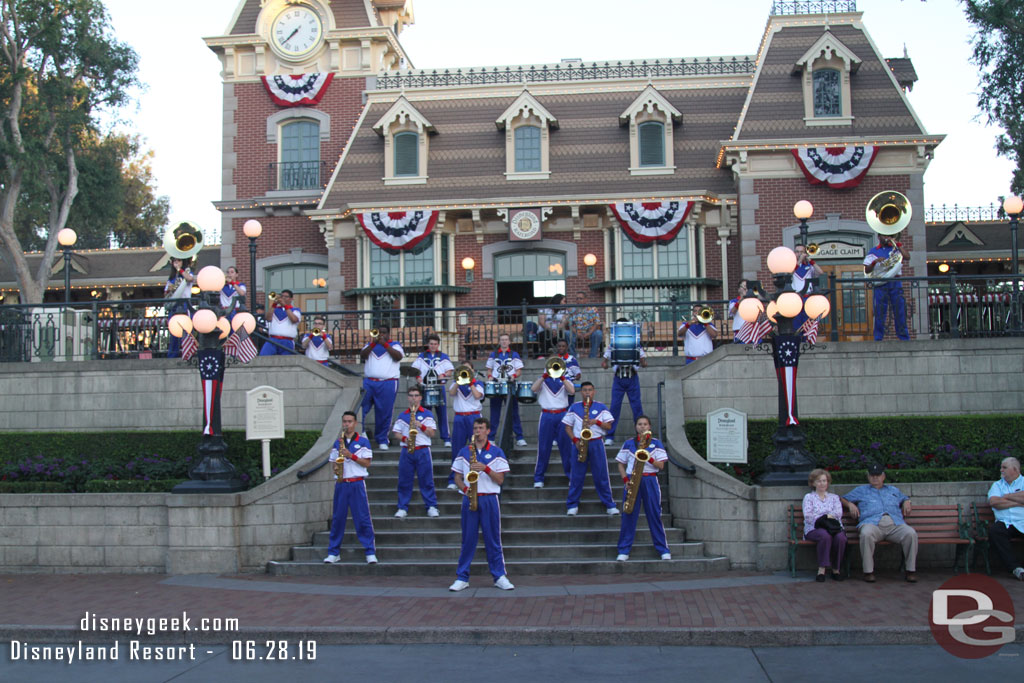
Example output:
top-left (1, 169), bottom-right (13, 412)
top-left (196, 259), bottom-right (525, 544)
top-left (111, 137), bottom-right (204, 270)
top-left (802, 468), bottom-right (848, 582)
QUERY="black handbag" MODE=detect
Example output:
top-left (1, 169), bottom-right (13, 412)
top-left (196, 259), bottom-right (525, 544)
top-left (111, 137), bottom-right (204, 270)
top-left (814, 515), bottom-right (842, 535)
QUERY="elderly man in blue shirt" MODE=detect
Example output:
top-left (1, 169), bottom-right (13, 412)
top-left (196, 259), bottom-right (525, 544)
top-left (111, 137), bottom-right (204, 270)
top-left (841, 462), bottom-right (919, 583)
top-left (988, 456), bottom-right (1024, 581)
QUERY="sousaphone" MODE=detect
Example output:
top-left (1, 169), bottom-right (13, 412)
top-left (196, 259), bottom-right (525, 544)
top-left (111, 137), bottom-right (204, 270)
top-left (865, 191), bottom-right (911, 277)
top-left (163, 221), bottom-right (204, 260)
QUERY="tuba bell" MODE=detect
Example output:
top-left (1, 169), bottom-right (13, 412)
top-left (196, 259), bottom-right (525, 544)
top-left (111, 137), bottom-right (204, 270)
top-left (546, 356), bottom-right (566, 379)
top-left (695, 306), bottom-right (714, 324)
top-left (162, 221), bottom-right (204, 260)
top-left (866, 191), bottom-right (912, 236)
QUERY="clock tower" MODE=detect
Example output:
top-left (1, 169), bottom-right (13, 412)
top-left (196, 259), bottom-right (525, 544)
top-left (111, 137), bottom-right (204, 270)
top-left (205, 0), bottom-right (415, 314)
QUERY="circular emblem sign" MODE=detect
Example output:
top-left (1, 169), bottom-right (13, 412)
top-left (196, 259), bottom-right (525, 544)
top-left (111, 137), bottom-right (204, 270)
top-left (929, 573), bottom-right (1015, 659)
top-left (509, 210), bottom-right (540, 240)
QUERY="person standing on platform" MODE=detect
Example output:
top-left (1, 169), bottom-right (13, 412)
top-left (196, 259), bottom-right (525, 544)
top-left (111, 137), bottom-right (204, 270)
top-left (360, 325), bottom-right (403, 450)
top-left (615, 415), bottom-right (671, 561)
top-left (301, 316), bottom-right (333, 365)
top-left (259, 290), bottom-right (301, 356)
top-left (449, 417), bottom-right (514, 592)
top-left (220, 266), bottom-right (247, 318)
top-left (863, 237), bottom-right (910, 341)
top-left (392, 386), bottom-right (439, 519)
top-left (164, 257), bottom-right (194, 359)
top-left (323, 411), bottom-right (377, 565)
top-left (792, 245), bottom-right (824, 330)
top-left (412, 333), bottom-right (454, 447)
top-left (562, 381), bottom-right (619, 516)
top-left (601, 319), bottom-right (646, 446)
top-left (486, 333), bottom-right (527, 446)
top-left (530, 357), bottom-right (575, 488)
top-left (678, 307), bottom-right (718, 365)
top-left (554, 338), bottom-right (581, 406)
top-left (728, 280), bottom-right (748, 343)
top-left (446, 361), bottom-right (484, 490)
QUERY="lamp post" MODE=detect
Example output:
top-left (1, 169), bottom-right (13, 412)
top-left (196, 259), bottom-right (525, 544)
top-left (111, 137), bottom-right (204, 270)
top-left (243, 219), bottom-right (262, 309)
top-left (740, 246), bottom-right (832, 485)
top-left (793, 200), bottom-right (813, 248)
top-left (57, 228), bottom-right (77, 303)
top-left (1004, 196), bottom-right (1023, 332)
top-left (168, 265), bottom-right (257, 493)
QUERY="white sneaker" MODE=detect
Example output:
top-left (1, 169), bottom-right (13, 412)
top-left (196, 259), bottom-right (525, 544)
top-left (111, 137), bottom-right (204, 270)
top-left (394, 509), bottom-right (407, 518)
top-left (323, 554), bottom-right (340, 564)
top-left (552, 440), bottom-right (558, 446)
top-left (1014, 567), bottom-right (1024, 581)
top-left (449, 579), bottom-right (470, 592)
top-left (427, 506), bottom-right (440, 517)
top-left (447, 482), bottom-right (458, 490)
top-left (606, 507), bottom-right (621, 516)
top-left (366, 554), bottom-right (378, 564)
top-left (533, 481), bottom-right (544, 488)
top-left (516, 439), bottom-right (528, 447)
top-left (660, 553), bottom-right (672, 560)
top-left (616, 554), bottom-right (629, 562)
top-left (604, 438), bottom-right (613, 446)
top-left (378, 443), bottom-right (389, 451)
top-left (494, 575), bottom-right (515, 590)
top-left (444, 441), bottom-right (452, 447)
top-left (567, 507), bottom-right (578, 516)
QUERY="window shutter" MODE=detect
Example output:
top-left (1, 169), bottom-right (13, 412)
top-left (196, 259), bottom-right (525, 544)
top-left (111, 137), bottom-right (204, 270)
top-left (394, 132), bottom-right (419, 176)
top-left (638, 121), bottom-right (665, 166)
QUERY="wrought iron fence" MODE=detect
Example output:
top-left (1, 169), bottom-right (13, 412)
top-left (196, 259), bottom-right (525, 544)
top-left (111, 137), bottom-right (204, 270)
top-left (924, 203), bottom-right (1007, 223)
top-left (771, 0), bottom-right (857, 15)
top-left (269, 161), bottom-right (326, 191)
top-left (375, 57), bottom-right (756, 90)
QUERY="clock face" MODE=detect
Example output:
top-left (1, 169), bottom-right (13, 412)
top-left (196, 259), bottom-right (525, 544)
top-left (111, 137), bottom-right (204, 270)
top-left (271, 5), bottom-right (324, 59)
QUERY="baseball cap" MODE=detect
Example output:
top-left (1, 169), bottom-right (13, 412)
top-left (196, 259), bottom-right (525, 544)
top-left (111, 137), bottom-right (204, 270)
top-left (867, 463), bottom-right (885, 476)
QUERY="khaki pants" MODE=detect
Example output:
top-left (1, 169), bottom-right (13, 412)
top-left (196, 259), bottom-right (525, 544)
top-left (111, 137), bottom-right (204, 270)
top-left (858, 514), bottom-right (918, 573)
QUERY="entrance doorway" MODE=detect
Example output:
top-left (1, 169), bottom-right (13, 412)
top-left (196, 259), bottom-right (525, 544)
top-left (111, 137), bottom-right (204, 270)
top-left (493, 251), bottom-right (567, 320)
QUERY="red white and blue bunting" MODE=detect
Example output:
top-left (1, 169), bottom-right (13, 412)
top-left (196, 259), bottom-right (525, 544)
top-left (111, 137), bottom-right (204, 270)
top-left (792, 146), bottom-right (877, 189)
top-left (357, 210), bottom-right (439, 252)
top-left (262, 73), bottom-right (335, 107)
top-left (609, 201), bottom-right (694, 245)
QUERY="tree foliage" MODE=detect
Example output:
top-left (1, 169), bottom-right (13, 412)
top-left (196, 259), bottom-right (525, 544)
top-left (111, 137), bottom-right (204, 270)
top-left (962, 0), bottom-right (1024, 195)
top-left (0, 0), bottom-right (139, 303)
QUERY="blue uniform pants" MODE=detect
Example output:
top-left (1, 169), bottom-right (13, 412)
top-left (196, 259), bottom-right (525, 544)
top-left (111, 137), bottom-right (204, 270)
top-left (534, 410), bottom-right (573, 483)
top-left (361, 378), bottom-right (398, 446)
top-left (432, 401), bottom-right (450, 441)
top-left (607, 375), bottom-right (643, 440)
top-left (397, 446), bottom-right (437, 511)
top-left (618, 476), bottom-right (669, 555)
top-left (488, 395), bottom-right (523, 440)
top-left (872, 280), bottom-right (909, 340)
top-left (456, 495), bottom-right (506, 581)
top-left (448, 412), bottom-right (480, 485)
top-left (327, 480), bottom-right (375, 556)
top-left (259, 337), bottom-right (295, 356)
top-left (567, 440), bottom-right (616, 510)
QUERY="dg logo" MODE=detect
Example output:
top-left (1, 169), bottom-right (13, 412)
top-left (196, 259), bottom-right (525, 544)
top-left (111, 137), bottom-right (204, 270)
top-left (929, 573), bottom-right (1015, 658)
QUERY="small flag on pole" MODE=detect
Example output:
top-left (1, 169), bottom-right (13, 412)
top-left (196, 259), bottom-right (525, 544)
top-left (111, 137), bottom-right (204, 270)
top-left (180, 333), bottom-right (198, 361)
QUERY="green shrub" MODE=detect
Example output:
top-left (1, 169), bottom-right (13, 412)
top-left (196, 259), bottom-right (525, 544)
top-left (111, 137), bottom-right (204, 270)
top-left (829, 467), bottom-right (989, 485)
top-left (0, 481), bottom-right (67, 493)
top-left (81, 479), bottom-right (187, 493)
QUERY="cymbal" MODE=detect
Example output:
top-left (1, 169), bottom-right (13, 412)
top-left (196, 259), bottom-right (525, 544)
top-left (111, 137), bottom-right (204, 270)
top-left (399, 364), bottom-right (419, 378)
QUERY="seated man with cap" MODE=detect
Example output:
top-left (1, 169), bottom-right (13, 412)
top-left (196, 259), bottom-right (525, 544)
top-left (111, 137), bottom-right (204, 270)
top-left (841, 462), bottom-right (919, 583)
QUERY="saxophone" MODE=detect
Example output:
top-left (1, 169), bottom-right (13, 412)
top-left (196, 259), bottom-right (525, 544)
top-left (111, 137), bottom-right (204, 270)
top-left (465, 441), bottom-right (480, 511)
top-left (623, 430), bottom-right (653, 514)
top-left (407, 416), bottom-right (419, 449)
top-left (332, 435), bottom-right (352, 479)
top-left (577, 396), bottom-right (593, 463)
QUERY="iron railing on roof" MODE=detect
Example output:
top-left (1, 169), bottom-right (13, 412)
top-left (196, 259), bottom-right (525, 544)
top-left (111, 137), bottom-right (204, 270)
top-left (375, 57), bottom-right (756, 90)
top-left (925, 203), bottom-right (1008, 224)
top-left (771, 0), bottom-right (857, 15)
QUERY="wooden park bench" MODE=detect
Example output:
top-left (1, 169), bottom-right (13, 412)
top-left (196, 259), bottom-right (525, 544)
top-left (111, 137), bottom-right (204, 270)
top-left (789, 503), bottom-right (972, 577)
top-left (969, 502), bottom-right (1024, 575)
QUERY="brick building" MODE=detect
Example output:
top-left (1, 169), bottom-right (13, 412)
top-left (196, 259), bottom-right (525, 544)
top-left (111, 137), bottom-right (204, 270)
top-left (205, 0), bottom-right (943, 352)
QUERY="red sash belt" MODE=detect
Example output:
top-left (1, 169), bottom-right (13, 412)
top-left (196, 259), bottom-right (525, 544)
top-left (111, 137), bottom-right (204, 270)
top-left (456, 411), bottom-right (481, 416)
top-left (543, 409), bottom-right (567, 414)
top-left (271, 335), bottom-right (293, 340)
top-left (476, 492), bottom-right (497, 496)
top-left (342, 477), bottom-right (364, 482)
top-left (366, 377), bottom-right (396, 382)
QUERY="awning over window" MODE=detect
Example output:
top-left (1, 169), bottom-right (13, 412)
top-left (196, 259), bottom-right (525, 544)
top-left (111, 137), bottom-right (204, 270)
top-left (342, 284), bottom-right (470, 297)
top-left (588, 277), bottom-right (720, 291)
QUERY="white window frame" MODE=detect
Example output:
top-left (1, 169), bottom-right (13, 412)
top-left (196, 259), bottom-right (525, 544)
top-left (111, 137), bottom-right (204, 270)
top-left (373, 96), bottom-right (435, 185)
top-left (613, 224), bottom-right (699, 304)
top-left (794, 31), bottom-right (860, 127)
top-left (496, 90), bottom-right (557, 181)
top-left (619, 85), bottom-right (681, 176)
top-left (358, 233), bottom-right (451, 319)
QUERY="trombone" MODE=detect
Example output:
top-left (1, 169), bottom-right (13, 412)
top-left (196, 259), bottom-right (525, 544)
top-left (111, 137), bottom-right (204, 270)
top-left (694, 306), bottom-right (714, 324)
top-left (455, 365), bottom-right (474, 385)
top-left (545, 356), bottom-right (566, 379)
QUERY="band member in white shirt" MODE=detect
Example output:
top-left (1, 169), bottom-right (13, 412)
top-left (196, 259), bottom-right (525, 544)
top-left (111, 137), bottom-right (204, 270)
top-left (530, 359), bottom-right (575, 488)
top-left (412, 333), bottom-right (454, 446)
top-left (615, 415), bottom-right (671, 561)
top-left (486, 333), bottom-right (527, 446)
top-left (392, 386), bottom-right (439, 519)
top-left (324, 411), bottom-right (377, 564)
top-left (301, 315), bottom-right (333, 365)
top-left (446, 360), bottom-right (484, 489)
top-left (360, 324), bottom-right (403, 450)
top-left (259, 289), bottom-right (301, 356)
top-left (562, 382), bottom-right (619, 516)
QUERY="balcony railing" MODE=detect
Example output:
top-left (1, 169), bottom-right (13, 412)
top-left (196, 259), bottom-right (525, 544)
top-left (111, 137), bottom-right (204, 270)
top-left (771, 1), bottom-right (857, 15)
top-left (269, 161), bottom-right (326, 191)
top-left (924, 203), bottom-right (1008, 223)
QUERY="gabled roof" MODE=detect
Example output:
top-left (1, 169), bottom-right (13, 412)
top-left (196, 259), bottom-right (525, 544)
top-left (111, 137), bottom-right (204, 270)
top-left (495, 91), bottom-right (558, 130)
top-left (372, 96), bottom-right (436, 135)
top-left (792, 31), bottom-right (861, 75)
top-left (619, 85), bottom-right (683, 125)
top-left (937, 222), bottom-right (985, 247)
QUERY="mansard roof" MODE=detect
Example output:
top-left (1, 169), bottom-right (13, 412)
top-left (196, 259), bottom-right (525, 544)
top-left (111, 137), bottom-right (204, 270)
top-left (227, 0), bottom-right (378, 35)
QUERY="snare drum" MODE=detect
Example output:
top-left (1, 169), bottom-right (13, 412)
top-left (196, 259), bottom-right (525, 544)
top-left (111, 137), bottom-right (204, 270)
top-left (423, 385), bottom-right (442, 408)
top-left (610, 322), bottom-right (641, 364)
top-left (484, 381), bottom-right (499, 398)
top-left (495, 381), bottom-right (510, 396)
top-left (515, 381), bottom-right (536, 404)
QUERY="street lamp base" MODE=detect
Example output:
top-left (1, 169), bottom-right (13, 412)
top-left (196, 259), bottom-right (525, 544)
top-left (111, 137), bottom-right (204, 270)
top-left (173, 435), bottom-right (246, 494)
top-left (759, 425), bottom-right (815, 486)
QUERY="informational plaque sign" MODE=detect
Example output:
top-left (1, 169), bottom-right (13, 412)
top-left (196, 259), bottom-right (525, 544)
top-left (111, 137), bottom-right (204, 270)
top-left (246, 386), bottom-right (284, 441)
top-left (808, 241), bottom-right (865, 260)
top-left (706, 407), bottom-right (748, 464)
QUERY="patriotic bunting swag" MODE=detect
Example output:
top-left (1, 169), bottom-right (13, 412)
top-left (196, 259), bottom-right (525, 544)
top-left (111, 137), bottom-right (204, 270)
top-left (773, 335), bottom-right (802, 426)
top-left (357, 210), bottom-right (439, 252)
top-left (792, 146), bottom-right (877, 189)
top-left (261, 73), bottom-right (335, 107)
top-left (198, 349), bottom-right (226, 436)
top-left (609, 201), bottom-right (693, 244)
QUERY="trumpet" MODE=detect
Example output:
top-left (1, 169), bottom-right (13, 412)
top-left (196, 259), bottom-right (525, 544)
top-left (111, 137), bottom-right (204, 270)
top-left (806, 243), bottom-right (819, 256)
top-left (546, 356), bottom-right (566, 379)
top-left (370, 328), bottom-right (379, 339)
top-left (455, 365), bottom-right (474, 385)
top-left (268, 292), bottom-right (278, 305)
top-left (695, 306), bottom-right (714, 324)
top-left (466, 442), bottom-right (480, 511)
top-left (623, 430), bottom-right (653, 514)
top-left (577, 396), bottom-right (593, 463)
top-left (311, 327), bottom-right (322, 337)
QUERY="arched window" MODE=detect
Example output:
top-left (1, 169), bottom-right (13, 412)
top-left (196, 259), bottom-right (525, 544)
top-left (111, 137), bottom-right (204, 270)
top-left (514, 125), bottom-right (542, 172)
top-left (393, 131), bottom-right (419, 177)
top-left (638, 121), bottom-right (666, 167)
top-left (279, 120), bottom-right (320, 190)
top-left (813, 69), bottom-right (841, 117)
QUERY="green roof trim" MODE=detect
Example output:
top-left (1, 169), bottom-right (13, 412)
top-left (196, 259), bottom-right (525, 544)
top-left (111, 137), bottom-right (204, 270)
top-left (342, 284), bottom-right (471, 296)
top-left (588, 277), bottom-right (721, 291)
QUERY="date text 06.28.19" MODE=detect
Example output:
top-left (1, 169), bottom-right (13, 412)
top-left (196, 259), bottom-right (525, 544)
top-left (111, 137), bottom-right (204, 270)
top-left (231, 640), bottom-right (316, 661)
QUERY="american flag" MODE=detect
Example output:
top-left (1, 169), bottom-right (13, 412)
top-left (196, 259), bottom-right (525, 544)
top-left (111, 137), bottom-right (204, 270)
top-left (180, 333), bottom-right (198, 361)
top-left (223, 328), bottom-right (258, 363)
top-left (799, 317), bottom-right (819, 346)
top-left (737, 314), bottom-right (773, 344)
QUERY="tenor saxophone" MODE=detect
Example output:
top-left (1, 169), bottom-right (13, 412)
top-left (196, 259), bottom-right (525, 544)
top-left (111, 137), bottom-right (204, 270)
top-left (577, 396), bottom-right (593, 463)
top-left (332, 438), bottom-right (351, 479)
top-left (407, 418), bottom-right (419, 449)
top-left (466, 441), bottom-right (480, 511)
top-left (623, 430), bottom-right (653, 514)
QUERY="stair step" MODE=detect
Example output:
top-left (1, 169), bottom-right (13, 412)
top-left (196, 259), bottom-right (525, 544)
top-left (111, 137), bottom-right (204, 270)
top-left (360, 513), bottom-right (673, 531)
top-left (312, 527), bottom-right (687, 546)
top-left (292, 541), bottom-right (703, 562)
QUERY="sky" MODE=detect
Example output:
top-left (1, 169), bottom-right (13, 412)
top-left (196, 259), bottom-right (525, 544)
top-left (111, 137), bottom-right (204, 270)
top-left (101, 0), bottom-right (1016, 246)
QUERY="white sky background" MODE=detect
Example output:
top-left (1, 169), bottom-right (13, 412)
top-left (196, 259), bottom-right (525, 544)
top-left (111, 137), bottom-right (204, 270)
top-left (101, 0), bottom-right (1015, 246)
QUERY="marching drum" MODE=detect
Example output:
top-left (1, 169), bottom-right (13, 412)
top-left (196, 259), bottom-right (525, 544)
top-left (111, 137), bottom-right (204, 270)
top-left (484, 381), bottom-right (499, 398)
top-left (423, 384), bottom-right (442, 408)
top-left (515, 381), bottom-right (536, 404)
top-left (610, 322), bottom-right (641, 363)
top-left (495, 381), bottom-right (509, 396)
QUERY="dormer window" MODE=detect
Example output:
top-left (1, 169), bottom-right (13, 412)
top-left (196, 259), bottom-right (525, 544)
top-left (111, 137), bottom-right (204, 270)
top-left (373, 96), bottom-right (436, 185)
top-left (497, 90), bottom-right (557, 180)
top-left (795, 31), bottom-right (860, 126)
top-left (620, 85), bottom-right (681, 176)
